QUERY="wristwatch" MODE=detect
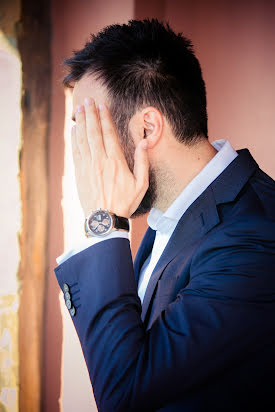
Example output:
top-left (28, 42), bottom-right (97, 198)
top-left (84, 208), bottom-right (130, 238)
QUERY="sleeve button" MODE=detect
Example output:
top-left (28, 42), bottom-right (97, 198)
top-left (63, 283), bottom-right (70, 293)
top-left (64, 291), bottom-right (71, 300)
top-left (65, 299), bottom-right (72, 310)
top-left (69, 306), bottom-right (76, 317)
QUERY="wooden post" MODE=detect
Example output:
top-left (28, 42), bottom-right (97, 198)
top-left (17, 0), bottom-right (51, 410)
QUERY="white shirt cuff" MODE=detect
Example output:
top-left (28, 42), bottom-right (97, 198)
top-left (56, 231), bottom-right (130, 265)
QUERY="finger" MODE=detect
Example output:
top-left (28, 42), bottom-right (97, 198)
top-left (133, 139), bottom-right (150, 194)
top-left (71, 124), bottom-right (81, 163)
top-left (75, 105), bottom-right (91, 159)
top-left (98, 103), bottom-right (125, 160)
top-left (84, 98), bottom-right (106, 158)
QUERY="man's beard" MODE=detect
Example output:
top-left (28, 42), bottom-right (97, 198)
top-left (122, 129), bottom-right (157, 219)
top-left (131, 166), bottom-right (157, 218)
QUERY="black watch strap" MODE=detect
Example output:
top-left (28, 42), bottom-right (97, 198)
top-left (113, 215), bottom-right (130, 231)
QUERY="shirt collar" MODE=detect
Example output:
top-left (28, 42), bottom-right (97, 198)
top-left (147, 139), bottom-right (238, 233)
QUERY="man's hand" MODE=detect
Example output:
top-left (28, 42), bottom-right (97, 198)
top-left (72, 97), bottom-right (149, 218)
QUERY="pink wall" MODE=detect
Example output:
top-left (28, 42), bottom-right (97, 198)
top-left (45, 0), bottom-right (275, 410)
top-left (165, 0), bottom-right (275, 178)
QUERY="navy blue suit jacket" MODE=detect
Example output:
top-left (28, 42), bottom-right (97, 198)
top-left (55, 149), bottom-right (275, 411)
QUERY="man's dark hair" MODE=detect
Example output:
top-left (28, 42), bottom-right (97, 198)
top-left (63, 18), bottom-right (208, 145)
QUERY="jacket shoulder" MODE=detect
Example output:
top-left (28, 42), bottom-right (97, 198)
top-left (249, 168), bottom-right (275, 220)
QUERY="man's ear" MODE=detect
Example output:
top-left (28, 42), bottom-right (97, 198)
top-left (142, 107), bottom-right (163, 148)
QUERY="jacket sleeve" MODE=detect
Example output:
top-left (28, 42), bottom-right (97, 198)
top-left (54, 217), bottom-right (275, 411)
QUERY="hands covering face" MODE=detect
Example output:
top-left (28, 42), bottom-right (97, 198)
top-left (72, 97), bottom-right (149, 218)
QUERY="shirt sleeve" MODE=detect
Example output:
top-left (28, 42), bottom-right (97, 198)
top-left (56, 230), bottom-right (130, 265)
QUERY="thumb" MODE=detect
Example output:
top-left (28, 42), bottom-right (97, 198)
top-left (133, 139), bottom-right (149, 193)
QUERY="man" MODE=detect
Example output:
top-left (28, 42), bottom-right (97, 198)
top-left (55, 19), bottom-right (275, 411)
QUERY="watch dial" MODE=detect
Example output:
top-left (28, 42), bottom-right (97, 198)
top-left (88, 210), bottom-right (112, 236)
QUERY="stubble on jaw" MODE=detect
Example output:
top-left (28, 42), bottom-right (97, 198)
top-left (118, 128), bottom-right (158, 219)
top-left (131, 165), bottom-right (158, 218)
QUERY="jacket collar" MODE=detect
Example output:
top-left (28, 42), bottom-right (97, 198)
top-left (134, 149), bottom-right (259, 322)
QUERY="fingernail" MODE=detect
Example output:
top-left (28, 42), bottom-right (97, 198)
top-left (84, 97), bottom-right (93, 105)
top-left (98, 103), bottom-right (105, 111)
top-left (77, 105), bottom-right (84, 113)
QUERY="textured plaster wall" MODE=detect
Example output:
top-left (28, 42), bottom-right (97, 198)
top-left (0, 1), bottom-right (22, 410)
top-left (1, 1), bottom-right (52, 411)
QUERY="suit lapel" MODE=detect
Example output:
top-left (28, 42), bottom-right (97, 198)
top-left (138, 148), bottom-right (259, 323)
top-left (141, 187), bottom-right (220, 321)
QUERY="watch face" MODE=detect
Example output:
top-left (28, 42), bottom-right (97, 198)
top-left (88, 210), bottom-right (113, 236)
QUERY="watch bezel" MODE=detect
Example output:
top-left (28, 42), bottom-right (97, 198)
top-left (85, 209), bottom-right (114, 237)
